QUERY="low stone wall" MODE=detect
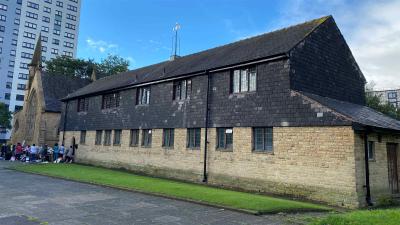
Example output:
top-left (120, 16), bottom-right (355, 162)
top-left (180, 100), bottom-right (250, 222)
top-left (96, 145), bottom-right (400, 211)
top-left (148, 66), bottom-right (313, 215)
top-left (60, 126), bottom-right (360, 208)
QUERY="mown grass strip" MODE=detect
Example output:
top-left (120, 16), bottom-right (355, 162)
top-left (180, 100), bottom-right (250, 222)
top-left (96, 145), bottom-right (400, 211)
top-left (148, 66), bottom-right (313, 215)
top-left (12, 163), bottom-right (330, 214)
top-left (309, 208), bottom-right (400, 225)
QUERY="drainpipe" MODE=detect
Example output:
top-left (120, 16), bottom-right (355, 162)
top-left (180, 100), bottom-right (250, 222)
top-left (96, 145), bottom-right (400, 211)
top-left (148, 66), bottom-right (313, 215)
top-left (203, 70), bottom-right (210, 183)
top-left (61, 101), bottom-right (69, 145)
top-left (364, 130), bottom-right (373, 206)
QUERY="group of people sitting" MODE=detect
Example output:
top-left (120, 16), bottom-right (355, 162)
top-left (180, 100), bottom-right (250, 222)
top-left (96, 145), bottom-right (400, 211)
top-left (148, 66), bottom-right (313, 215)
top-left (0, 142), bottom-right (75, 163)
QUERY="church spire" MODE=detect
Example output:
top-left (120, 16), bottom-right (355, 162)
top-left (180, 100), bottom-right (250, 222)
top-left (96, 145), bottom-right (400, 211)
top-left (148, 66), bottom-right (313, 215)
top-left (30, 33), bottom-right (42, 68)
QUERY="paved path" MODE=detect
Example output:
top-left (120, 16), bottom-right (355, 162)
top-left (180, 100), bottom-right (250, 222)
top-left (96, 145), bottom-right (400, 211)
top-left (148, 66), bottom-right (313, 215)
top-left (0, 161), bottom-right (307, 225)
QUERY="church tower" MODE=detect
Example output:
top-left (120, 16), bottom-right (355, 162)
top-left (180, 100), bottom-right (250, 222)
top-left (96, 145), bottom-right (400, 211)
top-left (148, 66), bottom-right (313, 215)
top-left (27, 34), bottom-right (42, 90)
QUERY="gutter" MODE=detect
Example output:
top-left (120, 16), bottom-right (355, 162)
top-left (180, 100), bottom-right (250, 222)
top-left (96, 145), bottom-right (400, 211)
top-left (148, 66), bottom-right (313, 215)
top-left (363, 128), bottom-right (373, 206)
top-left (61, 101), bottom-right (69, 145)
top-left (203, 70), bottom-right (210, 183)
top-left (61, 54), bottom-right (288, 102)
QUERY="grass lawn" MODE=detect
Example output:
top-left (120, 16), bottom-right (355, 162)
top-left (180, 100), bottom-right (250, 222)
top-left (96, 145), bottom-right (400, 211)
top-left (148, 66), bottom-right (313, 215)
top-left (309, 208), bottom-right (400, 225)
top-left (12, 163), bottom-right (330, 214)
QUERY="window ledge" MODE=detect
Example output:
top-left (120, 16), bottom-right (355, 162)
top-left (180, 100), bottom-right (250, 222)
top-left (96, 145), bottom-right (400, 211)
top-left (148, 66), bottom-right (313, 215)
top-left (141, 145), bottom-right (152, 148)
top-left (163, 146), bottom-right (174, 150)
top-left (216, 148), bottom-right (233, 152)
top-left (187, 147), bottom-right (200, 150)
top-left (129, 145), bottom-right (139, 148)
top-left (252, 150), bottom-right (274, 155)
top-left (113, 144), bottom-right (121, 147)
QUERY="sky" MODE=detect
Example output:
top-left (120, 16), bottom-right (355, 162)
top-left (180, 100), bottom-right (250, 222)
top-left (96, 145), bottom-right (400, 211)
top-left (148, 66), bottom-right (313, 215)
top-left (77, 0), bottom-right (400, 90)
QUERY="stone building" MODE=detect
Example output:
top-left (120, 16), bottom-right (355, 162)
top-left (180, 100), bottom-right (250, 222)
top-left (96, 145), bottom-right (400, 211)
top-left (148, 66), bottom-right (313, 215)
top-left (11, 37), bottom-right (90, 146)
top-left (368, 89), bottom-right (400, 108)
top-left (60, 16), bottom-right (400, 208)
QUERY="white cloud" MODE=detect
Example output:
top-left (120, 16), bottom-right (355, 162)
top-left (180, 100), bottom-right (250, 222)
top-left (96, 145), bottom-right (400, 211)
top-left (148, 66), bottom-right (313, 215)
top-left (275, 0), bottom-right (400, 90)
top-left (86, 38), bottom-right (118, 54)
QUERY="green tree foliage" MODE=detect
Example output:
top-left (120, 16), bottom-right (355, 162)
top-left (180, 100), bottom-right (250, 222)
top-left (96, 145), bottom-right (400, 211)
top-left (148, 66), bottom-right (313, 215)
top-left (44, 54), bottom-right (129, 79)
top-left (0, 103), bottom-right (11, 129)
top-left (97, 55), bottom-right (130, 77)
top-left (365, 83), bottom-right (400, 120)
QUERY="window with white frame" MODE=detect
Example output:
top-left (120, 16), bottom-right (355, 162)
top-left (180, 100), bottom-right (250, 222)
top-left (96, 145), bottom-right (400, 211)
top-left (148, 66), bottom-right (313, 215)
top-left (137, 87), bottom-right (150, 105)
top-left (231, 66), bottom-right (257, 93)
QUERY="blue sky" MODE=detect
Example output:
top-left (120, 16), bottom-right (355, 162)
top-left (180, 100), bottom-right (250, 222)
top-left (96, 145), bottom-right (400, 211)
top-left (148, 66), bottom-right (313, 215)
top-left (77, 0), bottom-right (400, 89)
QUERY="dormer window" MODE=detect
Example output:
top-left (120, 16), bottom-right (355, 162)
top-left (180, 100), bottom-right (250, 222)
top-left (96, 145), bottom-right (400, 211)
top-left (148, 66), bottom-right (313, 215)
top-left (137, 87), bottom-right (150, 105)
top-left (102, 92), bottom-right (120, 109)
top-left (77, 98), bottom-right (89, 112)
top-left (231, 66), bottom-right (257, 93)
top-left (173, 79), bottom-right (191, 100)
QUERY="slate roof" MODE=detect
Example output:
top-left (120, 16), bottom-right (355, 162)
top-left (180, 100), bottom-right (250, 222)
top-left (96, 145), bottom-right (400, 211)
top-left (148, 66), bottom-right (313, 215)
top-left (41, 72), bottom-right (91, 112)
top-left (303, 92), bottom-right (400, 131)
top-left (64, 16), bottom-right (331, 100)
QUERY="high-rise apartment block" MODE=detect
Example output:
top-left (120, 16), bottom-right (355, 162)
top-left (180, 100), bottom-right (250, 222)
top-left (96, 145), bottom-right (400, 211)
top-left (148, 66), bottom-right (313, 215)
top-left (0, 0), bottom-right (81, 142)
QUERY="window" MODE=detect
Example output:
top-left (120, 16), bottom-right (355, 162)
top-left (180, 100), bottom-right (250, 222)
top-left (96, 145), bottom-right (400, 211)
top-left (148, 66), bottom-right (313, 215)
top-left (26, 11), bottom-right (38, 19)
top-left (18, 73), bottom-right (28, 80)
top-left (27, 1), bottom-right (39, 10)
top-left (41, 35), bottom-right (48, 42)
top-left (64, 32), bottom-right (75, 39)
top-left (67, 13), bottom-right (76, 21)
top-left (23, 31), bottom-right (36, 39)
top-left (15, 105), bottom-right (22, 111)
top-left (137, 87), bottom-right (150, 105)
top-left (65, 23), bottom-right (75, 30)
top-left (7, 71), bottom-right (13, 78)
top-left (14, 18), bottom-right (20, 25)
top-left (63, 41), bottom-right (74, 48)
top-left (21, 52), bottom-right (33, 59)
top-left (16, 8), bottom-right (21, 14)
top-left (6, 82), bottom-right (12, 89)
top-left (43, 6), bottom-right (51, 13)
top-left (17, 84), bottom-right (26, 90)
top-left (0, 15), bottom-right (6, 21)
top-left (0, 4), bottom-right (7, 11)
top-left (0, 25), bottom-right (4, 32)
top-left (187, 128), bottom-right (201, 149)
top-left (55, 10), bottom-right (62, 16)
top-left (129, 129), bottom-right (139, 146)
top-left (51, 48), bottom-right (58, 54)
top-left (22, 42), bottom-right (34, 49)
top-left (216, 128), bottom-right (233, 150)
top-left (173, 79), bottom-right (191, 100)
top-left (162, 129), bottom-right (174, 148)
top-left (16, 94), bottom-right (24, 101)
top-left (54, 19), bottom-right (61, 25)
top-left (10, 50), bottom-right (16, 56)
top-left (67, 4), bottom-right (77, 11)
top-left (12, 39), bottom-right (17, 45)
top-left (25, 21), bottom-right (37, 29)
top-left (253, 127), bottom-right (273, 152)
top-left (103, 130), bottom-right (111, 145)
top-left (388, 92), bottom-right (397, 99)
top-left (0, 36), bottom-right (3, 43)
top-left (95, 130), bottom-right (102, 145)
top-left (232, 67), bottom-right (257, 93)
top-left (4, 93), bottom-right (10, 100)
top-left (368, 141), bottom-right (375, 160)
top-left (42, 46), bottom-right (47, 52)
top-left (141, 129), bottom-right (152, 147)
top-left (53, 29), bottom-right (60, 35)
top-left (77, 98), bottom-right (89, 112)
top-left (42, 16), bottom-right (50, 23)
top-left (9, 60), bottom-right (14, 67)
top-left (80, 131), bottom-right (86, 144)
top-left (20, 62), bottom-right (29, 69)
top-left (41, 26), bottom-right (49, 32)
top-left (113, 130), bottom-right (121, 145)
top-left (44, 0), bottom-right (52, 3)
top-left (52, 38), bottom-right (60, 45)
top-left (63, 51), bottom-right (73, 57)
top-left (56, 1), bottom-right (63, 7)
top-left (102, 92), bottom-right (120, 109)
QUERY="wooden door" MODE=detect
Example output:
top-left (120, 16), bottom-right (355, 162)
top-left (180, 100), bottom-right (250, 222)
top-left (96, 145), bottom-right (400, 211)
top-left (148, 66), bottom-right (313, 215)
top-left (387, 143), bottom-right (399, 193)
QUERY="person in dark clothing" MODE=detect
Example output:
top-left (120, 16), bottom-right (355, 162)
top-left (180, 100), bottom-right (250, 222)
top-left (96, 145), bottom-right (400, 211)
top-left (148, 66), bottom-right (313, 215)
top-left (1, 144), bottom-right (6, 159)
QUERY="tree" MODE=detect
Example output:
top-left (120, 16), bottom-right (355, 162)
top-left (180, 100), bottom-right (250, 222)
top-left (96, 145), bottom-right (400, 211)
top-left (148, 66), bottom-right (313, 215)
top-left (365, 82), bottom-right (400, 120)
top-left (0, 103), bottom-right (11, 130)
top-left (44, 54), bottom-right (129, 79)
top-left (97, 54), bottom-right (129, 77)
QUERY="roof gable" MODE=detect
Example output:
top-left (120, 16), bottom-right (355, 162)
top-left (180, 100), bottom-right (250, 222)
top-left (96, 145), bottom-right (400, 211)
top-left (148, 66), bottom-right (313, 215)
top-left (65, 16), bottom-right (330, 100)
